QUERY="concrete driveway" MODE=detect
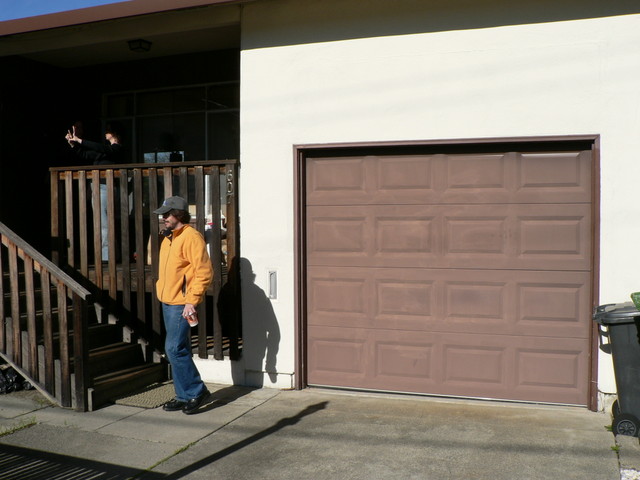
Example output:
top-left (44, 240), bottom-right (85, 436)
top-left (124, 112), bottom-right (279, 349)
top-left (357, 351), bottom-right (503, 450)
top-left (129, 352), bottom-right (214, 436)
top-left (0, 385), bottom-right (622, 479)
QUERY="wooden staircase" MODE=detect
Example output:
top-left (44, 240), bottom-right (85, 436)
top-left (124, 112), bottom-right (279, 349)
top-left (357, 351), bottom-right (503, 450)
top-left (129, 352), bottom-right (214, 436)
top-left (1, 222), bottom-right (167, 411)
top-left (84, 326), bottom-right (167, 410)
top-left (3, 282), bottom-right (167, 411)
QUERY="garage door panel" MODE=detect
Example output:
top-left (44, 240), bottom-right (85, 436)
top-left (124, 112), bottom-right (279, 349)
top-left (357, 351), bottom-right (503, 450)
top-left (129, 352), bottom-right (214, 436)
top-left (515, 151), bottom-right (592, 203)
top-left (307, 328), bottom-right (588, 404)
top-left (439, 333), bottom-right (588, 404)
top-left (306, 157), bottom-right (368, 205)
top-left (308, 327), bottom-right (440, 391)
top-left (444, 214), bottom-right (507, 255)
top-left (307, 155), bottom-right (438, 206)
top-left (307, 270), bottom-right (371, 328)
top-left (511, 336), bottom-right (589, 404)
top-left (440, 270), bottom-right (590, 338)
top-left (306, 215), bottom-right (368, 257)
top-left (376, 277), bottom-right (435, 324)
top-left (371, 334), bottom-right (439, 392)
top-left (308, 266), bottom-right (437, 330)
top-left (308, 326), bottom-right (369, 385)
top-left (444, 204), bottom-right (591, 270)
top-left (376, 341), bottom-right (435, 379)
top-left (442, 342), bottom-right (508, 388)
top-left (307, 203), bottom-right (591, 270)
top-left (307, 205), bottom-right (438, 266)
top-left (516, 278), bottom-right (589, 337)
top-left (376, 155), bottom-right (436, 199)
top-left (441, 151), bottom-right (590, 204)
top-left (308, 266), bottom-right (590, 338)
top-left (307, 151), bottom-right (591, 206)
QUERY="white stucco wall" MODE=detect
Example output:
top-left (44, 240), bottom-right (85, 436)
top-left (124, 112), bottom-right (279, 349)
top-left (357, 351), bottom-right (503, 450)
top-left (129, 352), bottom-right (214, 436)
top-left (230, 0), bottom-right (640, 396)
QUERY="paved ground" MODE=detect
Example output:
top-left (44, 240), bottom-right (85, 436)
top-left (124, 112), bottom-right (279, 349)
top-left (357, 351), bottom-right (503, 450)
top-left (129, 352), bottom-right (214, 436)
top-left (0, 384), bottom-right (630, 479)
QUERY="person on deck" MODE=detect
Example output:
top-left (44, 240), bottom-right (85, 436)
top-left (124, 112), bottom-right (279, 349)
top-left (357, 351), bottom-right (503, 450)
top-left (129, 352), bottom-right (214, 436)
top-left (65, 122), bottom-right (124, 261)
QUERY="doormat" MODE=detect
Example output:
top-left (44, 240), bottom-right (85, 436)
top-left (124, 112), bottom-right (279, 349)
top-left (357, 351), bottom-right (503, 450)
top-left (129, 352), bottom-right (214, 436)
top-left (113, 381), bottom-right (175, 409)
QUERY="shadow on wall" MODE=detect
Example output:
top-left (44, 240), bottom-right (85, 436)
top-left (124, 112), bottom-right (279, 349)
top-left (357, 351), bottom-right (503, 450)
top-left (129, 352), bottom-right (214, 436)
top-left (233, 257), bottom-right (281, 387)
top-left (242, 0), bottom-right (640, 50)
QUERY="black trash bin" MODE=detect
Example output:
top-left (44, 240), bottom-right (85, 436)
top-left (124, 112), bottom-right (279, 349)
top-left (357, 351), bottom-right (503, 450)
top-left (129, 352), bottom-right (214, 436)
top-left (593, 302), bottom-right (640, 436)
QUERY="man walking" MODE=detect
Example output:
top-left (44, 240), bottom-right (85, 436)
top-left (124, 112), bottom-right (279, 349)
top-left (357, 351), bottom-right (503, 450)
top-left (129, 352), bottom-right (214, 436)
top-left (154, 196), bottom-right (212, 414)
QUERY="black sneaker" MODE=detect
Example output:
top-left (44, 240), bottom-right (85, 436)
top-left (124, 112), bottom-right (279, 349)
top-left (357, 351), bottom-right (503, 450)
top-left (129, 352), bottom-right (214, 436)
top-left (163, 398), bottom-right (186, 411)
top-left (182, 389), bottom-right (210, 415)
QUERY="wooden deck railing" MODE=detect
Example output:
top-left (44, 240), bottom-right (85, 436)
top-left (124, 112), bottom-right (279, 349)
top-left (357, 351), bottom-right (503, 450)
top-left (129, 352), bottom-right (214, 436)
top-left (1, 221), bottom-right (93, 409)
top-left (49, 160), bottom-right (241, 362)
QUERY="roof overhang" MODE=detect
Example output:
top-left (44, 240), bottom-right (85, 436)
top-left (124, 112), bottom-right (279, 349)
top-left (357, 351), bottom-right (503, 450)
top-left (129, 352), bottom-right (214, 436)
top-left (0, 0), bottom-right (246, 36)
top-left (0, 1), bottom-right (248, 67)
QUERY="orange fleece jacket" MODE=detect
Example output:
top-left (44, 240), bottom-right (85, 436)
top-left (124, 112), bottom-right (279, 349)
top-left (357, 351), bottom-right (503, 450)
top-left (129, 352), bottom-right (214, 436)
top-left (155, 224), bottom-right (213, 306)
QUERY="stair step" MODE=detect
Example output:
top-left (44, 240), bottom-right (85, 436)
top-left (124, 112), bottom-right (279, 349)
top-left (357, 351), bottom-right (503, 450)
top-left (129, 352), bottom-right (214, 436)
top-left (12, 321), bottom-right (119, 367)
top-left (88, 342), bottom-right (144, 377)
top-left (5, 305), bottom-right (99, 341)
top-left (89, 363), bottom-right (167, 410)
top-left (2, 285), bottom-right (72, 317)
top-left (37, 323), bottom-right (122, 360)
top-left (5, 304), bottom-right (80, 323)
top-left (86, 323), bottom-right (123, 346)
top-left (52, 322), bottom-right (122, 348)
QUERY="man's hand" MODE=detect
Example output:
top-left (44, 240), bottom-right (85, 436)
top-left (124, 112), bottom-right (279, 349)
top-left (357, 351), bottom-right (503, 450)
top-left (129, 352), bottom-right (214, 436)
top-left (182, 303), bottom-right (197, 319)
top-left (66, 126), bottom-right (82, 145)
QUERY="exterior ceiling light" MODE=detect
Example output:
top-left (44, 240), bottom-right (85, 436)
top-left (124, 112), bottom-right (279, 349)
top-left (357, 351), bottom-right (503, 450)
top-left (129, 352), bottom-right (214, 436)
top-left (128, 39), bottom-right (152, 53)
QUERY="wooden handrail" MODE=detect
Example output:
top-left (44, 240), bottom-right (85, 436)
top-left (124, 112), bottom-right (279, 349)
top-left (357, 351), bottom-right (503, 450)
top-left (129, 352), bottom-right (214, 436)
top-left (49, 159), bottom-right (234, 175)
top-left (0, 222), bottom-right (92, 299)
top-left (0, 221), bottom-right (93, 410)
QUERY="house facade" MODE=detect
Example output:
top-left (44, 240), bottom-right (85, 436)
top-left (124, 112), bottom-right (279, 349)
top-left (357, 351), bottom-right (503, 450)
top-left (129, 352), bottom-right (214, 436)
top-left (3, 0), bottom-right (640, 411)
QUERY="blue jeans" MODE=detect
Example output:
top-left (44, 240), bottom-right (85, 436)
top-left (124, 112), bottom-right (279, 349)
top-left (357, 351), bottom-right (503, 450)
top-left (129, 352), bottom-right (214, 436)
top-left (99, 184), bottom-right (109, 260)
top-left (91, 184), bottom-right (109, 261)
top-left (162, 303), bottom-right (206, 401)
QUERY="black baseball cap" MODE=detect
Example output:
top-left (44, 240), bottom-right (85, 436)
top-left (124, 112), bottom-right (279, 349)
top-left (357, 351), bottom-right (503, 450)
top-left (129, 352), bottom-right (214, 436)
top-left (153, 196), bottom-right (189, 214)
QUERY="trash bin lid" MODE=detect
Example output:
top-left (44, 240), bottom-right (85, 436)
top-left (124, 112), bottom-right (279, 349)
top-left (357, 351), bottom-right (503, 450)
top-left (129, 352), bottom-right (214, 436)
top-left (593, 302), bottom-right (640, 324)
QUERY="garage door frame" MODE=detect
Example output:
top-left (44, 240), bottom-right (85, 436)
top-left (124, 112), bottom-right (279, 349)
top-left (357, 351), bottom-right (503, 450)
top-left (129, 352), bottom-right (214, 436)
top-left (293, 135), bottom-right (600, 411)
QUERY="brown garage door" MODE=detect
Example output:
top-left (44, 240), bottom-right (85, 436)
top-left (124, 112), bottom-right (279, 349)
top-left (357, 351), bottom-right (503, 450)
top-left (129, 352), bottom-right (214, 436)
top-left (305, 146), bottom-right (594, 405)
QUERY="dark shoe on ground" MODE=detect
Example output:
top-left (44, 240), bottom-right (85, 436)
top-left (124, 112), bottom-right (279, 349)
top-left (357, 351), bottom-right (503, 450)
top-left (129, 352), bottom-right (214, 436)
top-left (163, 398), bottom-right (187, 411)
top-left (182, 389), bottom-right (210, 415)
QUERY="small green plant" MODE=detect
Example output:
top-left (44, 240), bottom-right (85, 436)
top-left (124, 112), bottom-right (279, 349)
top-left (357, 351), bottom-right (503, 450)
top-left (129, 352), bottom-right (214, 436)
top-left (0, 416), bottom-right (37, 437)
top-left (611, 445), bottom-right (620, 452)
top-left (605, 424), bottom-right (613, 432)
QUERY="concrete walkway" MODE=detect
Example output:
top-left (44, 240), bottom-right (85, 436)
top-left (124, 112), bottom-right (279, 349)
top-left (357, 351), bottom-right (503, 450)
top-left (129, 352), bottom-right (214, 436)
top-left (0, 384), bottom-right (627, 479)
